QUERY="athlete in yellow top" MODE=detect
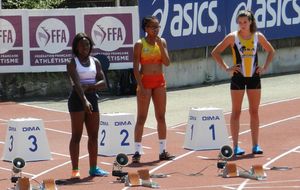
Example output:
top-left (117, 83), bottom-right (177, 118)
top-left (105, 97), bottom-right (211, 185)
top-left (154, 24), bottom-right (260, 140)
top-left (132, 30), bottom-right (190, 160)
top-left (211, 10), bottom-right (275, 156)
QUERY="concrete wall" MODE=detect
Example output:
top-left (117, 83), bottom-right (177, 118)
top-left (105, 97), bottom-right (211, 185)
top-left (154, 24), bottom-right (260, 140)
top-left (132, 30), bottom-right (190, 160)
top-left (165, 38), bottom-right (300, 88)
top-left (0, 38), bottom-right (299, 100)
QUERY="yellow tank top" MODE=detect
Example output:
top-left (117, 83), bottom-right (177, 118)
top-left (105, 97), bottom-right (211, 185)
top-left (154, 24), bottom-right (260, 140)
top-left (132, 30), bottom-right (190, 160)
top-left (140, 38), bottom-right (162, 64)
top-left (231, 31), bottom-right (258, 77)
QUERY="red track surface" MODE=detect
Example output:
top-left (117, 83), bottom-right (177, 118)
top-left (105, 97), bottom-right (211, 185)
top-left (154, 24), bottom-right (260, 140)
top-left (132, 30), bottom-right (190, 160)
top-left (0, 98), bottom-right (299, 189)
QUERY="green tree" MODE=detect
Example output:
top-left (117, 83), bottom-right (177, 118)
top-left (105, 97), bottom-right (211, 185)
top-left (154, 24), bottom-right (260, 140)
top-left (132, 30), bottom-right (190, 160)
top-left (2, 0), bottom-right (66, 9)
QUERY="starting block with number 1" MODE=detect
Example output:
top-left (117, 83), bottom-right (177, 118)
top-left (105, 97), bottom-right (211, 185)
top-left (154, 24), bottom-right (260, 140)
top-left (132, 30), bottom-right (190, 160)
top-left (184, 108), bottom-right (230, 150)
top-left (2, 118), bottom-right (52, 162)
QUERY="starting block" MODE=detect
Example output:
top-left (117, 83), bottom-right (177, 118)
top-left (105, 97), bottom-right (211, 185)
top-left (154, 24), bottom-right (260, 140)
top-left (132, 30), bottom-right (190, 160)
top-left (98, 113), bottom-right (135, 156)
top-left (222, 163), bottom-right (238, 178)
top-left (183, 107), bottom-right (230, 150)
top-left (2, 118), bottom-right (52, 162)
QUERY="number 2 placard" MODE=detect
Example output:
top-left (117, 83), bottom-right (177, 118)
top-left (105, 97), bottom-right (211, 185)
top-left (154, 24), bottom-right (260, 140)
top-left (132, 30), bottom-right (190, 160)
top-left (184, 108), bottom-right (230, 150)
top-left (98, 113), bottom-right (135, 156)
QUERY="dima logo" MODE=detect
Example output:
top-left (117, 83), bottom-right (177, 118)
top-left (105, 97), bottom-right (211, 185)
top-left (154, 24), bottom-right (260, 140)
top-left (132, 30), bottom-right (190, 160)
top-left (36, 18), bottom-right (70, 54)
top-left (0, 18), bottom-right (16, 54)
top-left (92, 16), bottom-right (126, 51)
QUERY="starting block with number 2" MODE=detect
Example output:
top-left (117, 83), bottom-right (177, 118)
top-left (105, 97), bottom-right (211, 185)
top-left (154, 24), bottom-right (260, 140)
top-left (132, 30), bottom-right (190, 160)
top-left (2, 118), bottom-right (52, 162)
top-left (98, 113), bottom-right (135, 156)
top-left (183, 108), bottom-right (230, 150)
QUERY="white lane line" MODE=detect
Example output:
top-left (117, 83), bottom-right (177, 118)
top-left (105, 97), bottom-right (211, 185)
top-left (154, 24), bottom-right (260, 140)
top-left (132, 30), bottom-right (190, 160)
top-left (197, 156), bottom-right (209, 159)
top-left (0, 141), bottom-right (4, 144)
top-left (170, 97), bottom-right (300, 130)
top-left (51, 152), bottom-right (70, 158)
top-left (31, 154), bottom-right (88, 180)
top-left (176, 132), bottom-right (185, 135)
top-left (0, 166), bottom-right (35, 176)
top-left (19, 103), bottom-right (68, 113)
top-left (28, 128), bottom-right (160, 179)
top-left (100, 162), bottom-right (112, 166)
top-left (7, 97), bottom-right (299, 183)
top-left (152, 179), bottom-right (300, 189)
top-left (142, 146), bottom-right (152, 150)
top-left (237, 146), bottom-right (300, 190)
top-left (235, 115), bottom-right (300, 137)
top-left (149, 151), bottom-right (195, 174)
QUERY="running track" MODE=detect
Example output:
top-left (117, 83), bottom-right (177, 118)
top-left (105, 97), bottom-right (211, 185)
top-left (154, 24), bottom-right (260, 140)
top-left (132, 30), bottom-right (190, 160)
top-left (0, 97), bottom-right (299, 189)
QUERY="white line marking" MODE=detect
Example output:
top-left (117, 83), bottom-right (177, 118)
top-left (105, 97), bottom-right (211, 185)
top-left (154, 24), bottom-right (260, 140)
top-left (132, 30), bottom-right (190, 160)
top-left (44, 119), bottom-right (70, 123)
top-left (0, 141), bottom-right (4, 144)
top-left (45, 128), bottom-right (89, 138)
top-left (31, 154), bottom-right (88, 180)
top-left (197, 156), bottom-right (209, 159)
top-left (51, 152), bottom-right (70, 158)
top-left (0, 167), bottom-right (35, 176)
top-left (19, 103), bottom-right (68, 113)
top-left (142, 131), bottom-right (158, 137)
top-left (176, 132), bottom-right (185, 135)
top-left (142, 146), bottom-right (152, 150)
top-left (153, 179), bottom-right (300, 189)
top-left (6, 97), bottom-right (298, 184)
top-left (235, 115), bottom-right (300, 137)
top-left (237, 146), bottom-right (300, 190)
top-left (170, 97), bottom-right (300, 130)
top-left (149, 151), bottom-right (195, 174)
top-left (293, 150), bottom-right (300, 153)
top-left (100, 162), bottom-right (112, 166)
top-left (223, 186), bottom-right (236, 190)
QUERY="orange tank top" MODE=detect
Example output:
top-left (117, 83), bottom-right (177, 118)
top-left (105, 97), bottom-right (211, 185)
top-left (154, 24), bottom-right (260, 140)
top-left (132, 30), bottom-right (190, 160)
top-left (140, 38), bottom-right (162, 64)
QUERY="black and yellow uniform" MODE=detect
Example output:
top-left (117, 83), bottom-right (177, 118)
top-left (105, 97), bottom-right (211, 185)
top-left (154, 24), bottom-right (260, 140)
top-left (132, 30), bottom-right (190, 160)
top-left (231, 31), bottom-right (261, 90)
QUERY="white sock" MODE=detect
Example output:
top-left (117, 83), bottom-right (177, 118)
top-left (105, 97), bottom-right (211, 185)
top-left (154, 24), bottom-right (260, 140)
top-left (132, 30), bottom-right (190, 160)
top-left (159, 139), bottom-right (166, 154)
top-left (135, 142), bottom-right (142, 153)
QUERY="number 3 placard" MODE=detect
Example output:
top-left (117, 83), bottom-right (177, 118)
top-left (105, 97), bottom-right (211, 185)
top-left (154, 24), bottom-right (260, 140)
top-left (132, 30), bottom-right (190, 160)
top-left (98, 113), bottom-right (135, 156)
top-left (2, 118), bottom-right (52, 162)
top-left (184, 108), bottom-right (230, 150)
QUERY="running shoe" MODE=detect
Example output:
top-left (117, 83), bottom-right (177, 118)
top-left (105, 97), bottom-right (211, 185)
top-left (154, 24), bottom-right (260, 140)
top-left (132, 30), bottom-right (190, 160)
top-left (252, 145), bottom-right (263, 154)
top-left (89, 167), bottom-right (109, 177)
top-left (132, 151), bottom-right (141, 163)
top-left (71, 170), bottom-right (80, 179)
top-left (159, 150), bottom-right (175, 160)
top-left (234, 146), bottom-right (245, 156)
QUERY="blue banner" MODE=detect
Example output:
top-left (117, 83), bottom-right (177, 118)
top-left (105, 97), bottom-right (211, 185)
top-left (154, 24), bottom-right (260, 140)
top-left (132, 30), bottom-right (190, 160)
top-left (139, 0), bottom-right (300, 50)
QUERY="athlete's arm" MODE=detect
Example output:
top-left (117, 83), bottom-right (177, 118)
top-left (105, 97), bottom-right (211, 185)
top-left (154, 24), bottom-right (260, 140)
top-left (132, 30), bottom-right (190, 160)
top-left (157, 37), bottom-right (170, 66)
top-left (133, 41), bottom-right (144, 89)
top-left (257, 32), bottom-right (275, 73)
top-left (211, 33), bottom-right (239, 74)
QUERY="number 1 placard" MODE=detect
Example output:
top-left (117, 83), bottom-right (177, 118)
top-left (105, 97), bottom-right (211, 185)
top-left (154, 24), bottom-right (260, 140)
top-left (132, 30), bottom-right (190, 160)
top-left (98, 113), bottom-right (135, 156)
top-left (2, 118), bottom-right (52, 162)
top-left (183, 108), bottom-right (230, 150)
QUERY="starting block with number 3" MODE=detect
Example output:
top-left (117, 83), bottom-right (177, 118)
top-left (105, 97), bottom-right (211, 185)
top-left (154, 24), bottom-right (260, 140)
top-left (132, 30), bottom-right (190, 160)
top-left (98, 113), bottom-right (135, 156)
top-left (2, 118), bottom-right (52, 162)
top-left (183, 108), bottom-right (230, 150)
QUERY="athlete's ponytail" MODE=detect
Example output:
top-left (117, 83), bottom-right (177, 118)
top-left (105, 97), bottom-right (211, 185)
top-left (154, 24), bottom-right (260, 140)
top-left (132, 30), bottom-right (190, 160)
top-left (237, 10), bottom-right (257, 33)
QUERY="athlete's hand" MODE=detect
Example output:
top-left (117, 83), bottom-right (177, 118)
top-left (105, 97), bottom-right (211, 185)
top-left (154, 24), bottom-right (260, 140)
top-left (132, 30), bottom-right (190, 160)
top-left (256, 66), bottom-right (267, 75)
top-left (226, 65), bottom-right (241, 76)
top-left (84, 99), bottom-right (93, 115)
top-left (156, 36), bottom-right (163, 47)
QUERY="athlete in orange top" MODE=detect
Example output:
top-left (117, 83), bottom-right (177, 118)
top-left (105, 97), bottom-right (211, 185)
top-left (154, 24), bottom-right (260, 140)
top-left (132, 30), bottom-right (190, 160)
top-left (132, 16), bottom-right (175, 163)
top-left (211, 10), bottom-right (275, 156)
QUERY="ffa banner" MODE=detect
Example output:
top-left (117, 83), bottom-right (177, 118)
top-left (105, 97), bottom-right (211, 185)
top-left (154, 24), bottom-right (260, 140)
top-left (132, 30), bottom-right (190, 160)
top-left (0, 7), bottom-right (139, 73)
